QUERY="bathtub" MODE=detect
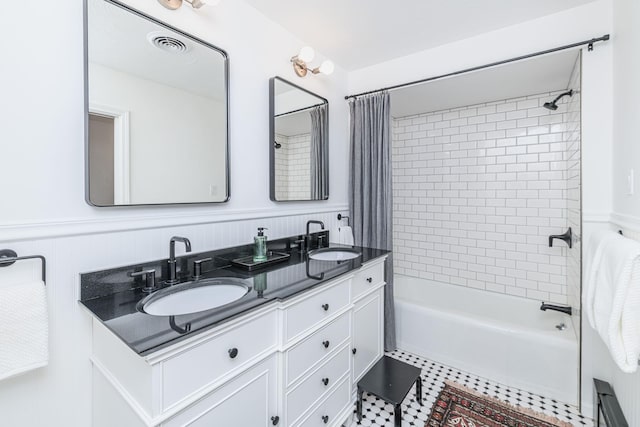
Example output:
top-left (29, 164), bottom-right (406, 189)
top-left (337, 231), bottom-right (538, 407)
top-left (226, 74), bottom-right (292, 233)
top-left (394, 274), bottom-right (578, 405)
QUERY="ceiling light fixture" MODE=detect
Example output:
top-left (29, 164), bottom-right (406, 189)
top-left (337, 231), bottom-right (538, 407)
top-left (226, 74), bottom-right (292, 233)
top-left (157, 0), bottom-right (220, 10)
top-left (291, 46), bottom-right (334, 78)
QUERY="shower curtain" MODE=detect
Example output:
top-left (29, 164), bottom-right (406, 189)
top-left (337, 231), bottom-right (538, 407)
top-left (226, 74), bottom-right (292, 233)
top-left (310, 104), bottom-right (328, 199)
top-left (349, 91), bottom-right (396, 351)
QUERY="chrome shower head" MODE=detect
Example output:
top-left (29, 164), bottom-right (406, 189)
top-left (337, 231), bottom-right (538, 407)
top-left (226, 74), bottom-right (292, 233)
top-left (274, 141), bottom-right (282, 149)
top-left (543, 90), bottom-right (574, 111)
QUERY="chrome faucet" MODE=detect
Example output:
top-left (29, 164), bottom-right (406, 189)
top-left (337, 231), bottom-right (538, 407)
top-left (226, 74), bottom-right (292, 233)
top-left (305, 220), bottom-right (325, 251)
top-left (167, 236), bottom-right (192, 284)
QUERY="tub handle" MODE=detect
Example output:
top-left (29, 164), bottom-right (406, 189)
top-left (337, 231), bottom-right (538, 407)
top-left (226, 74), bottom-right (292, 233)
top-left (549, 227), bottom-right (572, 248)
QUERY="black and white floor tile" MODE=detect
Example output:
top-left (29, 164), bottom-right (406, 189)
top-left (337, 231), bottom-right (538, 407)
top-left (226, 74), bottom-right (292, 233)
top-left (345, 350), bottom-right (592, 427)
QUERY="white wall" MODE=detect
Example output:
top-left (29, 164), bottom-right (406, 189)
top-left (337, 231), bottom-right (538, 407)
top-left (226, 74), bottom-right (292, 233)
top-left (0, 0), bottom-right (350, 426)
top-left (581, 0), bottom-right (640, 424)
top-left (0, 0), bottom-right (350, 236)
top-left (611, 0), bottom-right (640, 222)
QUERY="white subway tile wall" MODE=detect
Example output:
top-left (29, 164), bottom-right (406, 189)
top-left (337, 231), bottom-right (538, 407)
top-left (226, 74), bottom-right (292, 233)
top-left (392, 90), bottom-right (579, 304)
top-left (565, 56), bottom-right (582, 334)
top-left (273, 132), bottom-right (311, 200)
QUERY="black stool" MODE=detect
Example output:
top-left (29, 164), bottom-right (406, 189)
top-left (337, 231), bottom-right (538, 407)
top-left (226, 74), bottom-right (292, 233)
top-left (356, 356), bottom-right (422, 427)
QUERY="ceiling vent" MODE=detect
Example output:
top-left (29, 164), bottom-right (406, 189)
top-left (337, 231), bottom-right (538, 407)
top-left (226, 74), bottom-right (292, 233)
top-left (147, 32), bottom-right (189, 54)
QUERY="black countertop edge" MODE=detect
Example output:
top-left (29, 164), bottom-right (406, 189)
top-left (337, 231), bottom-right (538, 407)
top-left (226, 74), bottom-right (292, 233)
top-left (80, 235), bottom-right (389, 356)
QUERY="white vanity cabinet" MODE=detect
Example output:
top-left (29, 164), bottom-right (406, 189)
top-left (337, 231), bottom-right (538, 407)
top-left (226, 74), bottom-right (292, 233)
top-left (352, 288), bottom-right (384, 382)
top-left (279, 258), bottom-right (386, 426)
top-left (91, 305), bottom-right (280, 427)
top-left (161, 355), bottom-right (278, 427)
top-left (89, 255), bottom-right (387, 427)
top-left (351, 262), bottom-right (385, 383)
top-left (279, 279), bottom-right (353, 427)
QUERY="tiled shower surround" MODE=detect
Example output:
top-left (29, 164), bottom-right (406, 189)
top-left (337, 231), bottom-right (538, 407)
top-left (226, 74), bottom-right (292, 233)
top-left (274, 132), bottom-right (311, 200)
top-left (392, 88), bottom-right (580, 304)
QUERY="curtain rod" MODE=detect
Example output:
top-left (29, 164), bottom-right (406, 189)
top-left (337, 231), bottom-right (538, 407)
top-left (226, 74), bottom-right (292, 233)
top-left (345, 34), bottom-right (610, 100)
top-left (274, 102), bottom-right (326, 118)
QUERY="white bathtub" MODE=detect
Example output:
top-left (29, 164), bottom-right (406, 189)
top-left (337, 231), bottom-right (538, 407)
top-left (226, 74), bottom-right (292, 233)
top-left (394, 274), bottom-right (578, 405)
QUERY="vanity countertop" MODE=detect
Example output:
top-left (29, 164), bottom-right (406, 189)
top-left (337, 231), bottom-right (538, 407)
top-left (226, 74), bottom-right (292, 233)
top-left (80, 239), bottom-right (388, 356)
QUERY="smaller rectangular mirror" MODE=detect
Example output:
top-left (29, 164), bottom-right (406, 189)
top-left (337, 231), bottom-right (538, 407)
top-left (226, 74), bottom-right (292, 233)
top-left (269, 77), bottom-right (328, 201)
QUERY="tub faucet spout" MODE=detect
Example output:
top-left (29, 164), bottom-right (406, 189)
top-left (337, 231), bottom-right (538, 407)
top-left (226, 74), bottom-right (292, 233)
top-left (540, 302), bottom-right (572, 316)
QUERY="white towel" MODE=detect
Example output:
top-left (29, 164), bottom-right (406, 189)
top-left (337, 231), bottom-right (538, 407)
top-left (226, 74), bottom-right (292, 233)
top-left (584, 230), bottom-right (617, 327)
top-left (0, 280), bottom-right (48, 381)
top-left (584, 230), bottom-right (640, 372)
top-left (329, 226), bottom-right (355, 246)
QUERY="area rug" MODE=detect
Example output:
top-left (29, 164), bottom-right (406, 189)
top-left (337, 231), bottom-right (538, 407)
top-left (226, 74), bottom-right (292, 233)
top-left (425, 381), bottom-right (573, 427)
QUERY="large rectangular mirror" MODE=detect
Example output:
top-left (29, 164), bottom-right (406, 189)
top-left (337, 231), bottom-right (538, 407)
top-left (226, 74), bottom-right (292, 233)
top-left (269, 77), bottom-right (328, 202)
top-left (84, 0), bottom-right (229, 206)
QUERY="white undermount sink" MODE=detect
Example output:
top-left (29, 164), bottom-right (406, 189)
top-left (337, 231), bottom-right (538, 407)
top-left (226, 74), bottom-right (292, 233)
top-left (139, 278), bottom-right (250, 316)
top-left (308, 247), bottom-right (362, 261)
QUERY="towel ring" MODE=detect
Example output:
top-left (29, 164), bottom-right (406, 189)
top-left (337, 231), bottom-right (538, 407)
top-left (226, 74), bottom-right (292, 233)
top-left (0, 249), bottom-right (47, 283)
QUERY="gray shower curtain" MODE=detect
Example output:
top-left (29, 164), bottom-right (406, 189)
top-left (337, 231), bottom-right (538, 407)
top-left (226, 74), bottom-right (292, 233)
top-left (349, 91), bottom-right (396, 351)
top-left (310, 104), bottom-right (328, 199)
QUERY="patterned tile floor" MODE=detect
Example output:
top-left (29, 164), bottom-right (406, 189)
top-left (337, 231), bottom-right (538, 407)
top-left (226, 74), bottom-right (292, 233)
top-left (344, 350), bottom-right (592, 427)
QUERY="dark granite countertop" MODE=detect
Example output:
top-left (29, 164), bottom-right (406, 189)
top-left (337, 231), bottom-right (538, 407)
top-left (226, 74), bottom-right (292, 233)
top-left (80, 234), bottom-right (388, 356)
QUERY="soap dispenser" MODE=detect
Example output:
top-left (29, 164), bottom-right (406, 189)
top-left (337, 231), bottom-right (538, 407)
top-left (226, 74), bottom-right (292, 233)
top-left (253, 227), bottom-right (268, 262)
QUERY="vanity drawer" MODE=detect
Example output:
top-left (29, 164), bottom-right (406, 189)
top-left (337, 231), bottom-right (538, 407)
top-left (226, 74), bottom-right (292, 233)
top-left (284, 281), bottom-right (350, 342)
top-left (286, 346), bottom-right (350, 425)
top-left (162, 355), bottom-right (277, 427)
top-left (286, 312), bottom-right (350, 386)
top-left (294, 376), bottom-right (351, 427)
top-left (161, 310), bottom-right (278, 411)
top-left (351, 262), bottom-right (385, 300)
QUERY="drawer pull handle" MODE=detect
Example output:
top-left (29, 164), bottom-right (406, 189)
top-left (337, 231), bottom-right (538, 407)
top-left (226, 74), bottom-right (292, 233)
top-left (321, 377), bottom-right (329, 386)
top-left (322, 415), bottom-right (329, 424)
top-left (228, 348), bottom-right (238, 359)
top-left (271, 416), bottom-right (279, 425)
top-left (366, 277), bottom-right (373, 283)
top-left (322, 340), bottom-right (330, 349)
top-left (322, 303), bottom-right (329, 311)
top-left (352, 348), bottom-right (357, 355)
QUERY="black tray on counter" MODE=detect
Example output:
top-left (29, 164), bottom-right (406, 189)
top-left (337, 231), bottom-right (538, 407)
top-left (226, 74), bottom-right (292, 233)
top-left (231, 251), bottom-right (291, 271)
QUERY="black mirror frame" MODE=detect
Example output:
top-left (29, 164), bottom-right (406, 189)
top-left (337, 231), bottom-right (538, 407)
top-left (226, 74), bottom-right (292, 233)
top-left (83, 0), bottom-right (231, 207)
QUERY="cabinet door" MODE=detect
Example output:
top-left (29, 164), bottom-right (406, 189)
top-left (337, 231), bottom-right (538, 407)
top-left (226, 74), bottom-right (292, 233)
top-left (352, 289), bottom-right (383, 383)
top-left (163, 355), bottom-right (279, 427)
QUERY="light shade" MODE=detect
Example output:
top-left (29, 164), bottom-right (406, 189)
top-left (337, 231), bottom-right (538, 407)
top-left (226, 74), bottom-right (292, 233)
top-left (189, 0), bottom-right (205, 8)
top-left (318, 60), bottom-right (335, 75)
top-left (298, 46), bottom-right (315, 63)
